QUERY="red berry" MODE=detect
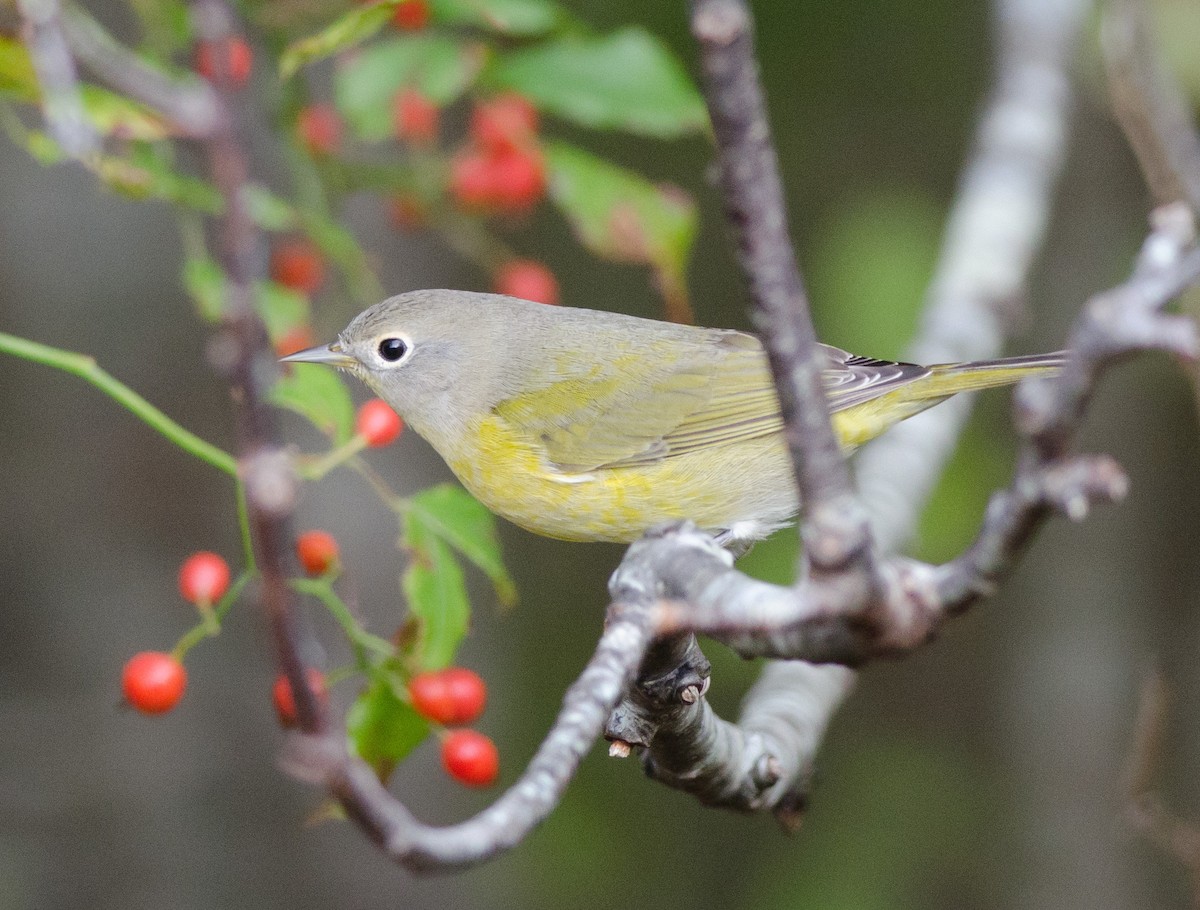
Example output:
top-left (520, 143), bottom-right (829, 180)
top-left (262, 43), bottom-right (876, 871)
top-left (393, 88), bottom-right (439, 147)
top-left (275, 325), bottom-right (315, 358)
top-left (272, 668), bottom-right (327, 727)
top-left (449, 147), bottom-right (545, 213)
top-left (440, 667), bottom-right (488, 724)
top-left (449, 151), bottom-right (497, 209)
top-left (271, 239), bottom-right (325, 295)
top-left (392, 0), bottom-right (430, 30)
top-left (409, 667), bottom-right (487, 725)
top-left (122, 652), bottom-right (187, 714)
top-left (296, 104), bottom-right (342, 157)
top-left (195, 37), bottom-right (252, 87)
top-left (356, 399), bottom-right (404, 447)
top-left (441, 729), bottom-right (499, 787)
top-left (470, 94), bottom-right (538, 154)
top-left (494, 259), bottom-right (559, 305)
top-left (178, 551), bottom-right (231, 604)
top-left (296, 530), bottom-right (340, 576)
top-left (487, 147), bottom-right (546, 211)
top-left (409, 671), bottom-right (455, 724)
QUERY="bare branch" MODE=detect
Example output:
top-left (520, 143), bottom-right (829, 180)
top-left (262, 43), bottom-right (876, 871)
top-left (283, 599), bottom-right (656, 872)
top-left (690, 0), bottom-right (873, 577)
top-left (856, 0), bottom-right (1091, 553)
top-left (61, 4), bottom-right (220, 138)
top-left (186, 0), bottom-right (324, 733)
top-left (644, 212), bottom-right (1199, 661)
top-left (611, 0), bottom-right (1090, 817)
top-left (18, 0), bottom-right (97, 157)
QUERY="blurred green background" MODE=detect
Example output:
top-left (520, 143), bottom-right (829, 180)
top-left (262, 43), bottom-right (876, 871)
top-left (2, 0), bottom-right (1200, 908)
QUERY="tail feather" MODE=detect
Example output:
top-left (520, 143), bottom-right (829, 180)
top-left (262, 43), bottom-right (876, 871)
top-left (919, 350), bottom-right (1066, 397)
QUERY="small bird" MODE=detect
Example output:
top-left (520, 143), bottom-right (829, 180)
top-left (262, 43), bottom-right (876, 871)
top-left (284, 290), bottom-right (1063, 546)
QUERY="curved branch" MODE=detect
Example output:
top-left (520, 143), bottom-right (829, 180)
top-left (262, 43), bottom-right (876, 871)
top-left (282, 599), bottom-right (655, 872)
top-left (855, 0), bottom-right (1091, 553)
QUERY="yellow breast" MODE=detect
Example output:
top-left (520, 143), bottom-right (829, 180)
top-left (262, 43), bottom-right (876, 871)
top-left (445, 413), bottom-right (799, 543)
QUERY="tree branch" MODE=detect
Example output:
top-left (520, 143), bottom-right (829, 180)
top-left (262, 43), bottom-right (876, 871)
top-left (611, 0), bottom-right (1089, 817)
top-left (690, 0), bottom-right (874, 577)
top-left (282, 598), bottom-right (656, 872)
top-left (646, 210), bottom-right (1199, 658)
top-left (18, 0), bottom-right (97, 157)
top-left (856, 0), bottom-right (1090, 553)
top-left (61, 4), bottom-right (220, 138)
top-left (187, 0), bottom-right (325, 734)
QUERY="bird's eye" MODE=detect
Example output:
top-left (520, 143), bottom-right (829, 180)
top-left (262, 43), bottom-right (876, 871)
top-left (378, 337), bottom-right (409, 363)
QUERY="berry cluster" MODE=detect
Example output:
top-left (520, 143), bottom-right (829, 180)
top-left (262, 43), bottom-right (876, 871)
top-left (409, 667), bottom-right (498, 787)
top-left (121, 551), bottom-right (233, 715)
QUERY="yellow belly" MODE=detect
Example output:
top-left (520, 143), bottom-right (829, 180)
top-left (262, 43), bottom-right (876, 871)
top-left (446, 414), bottom-right (799, 543)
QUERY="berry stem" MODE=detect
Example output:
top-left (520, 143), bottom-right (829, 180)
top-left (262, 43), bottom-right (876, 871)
top-left (236, 481), bottom-right (257, 572)
top-left (289, 577), bottom-right (396, 666)
top-left (0, 331), bottom-right (238, 476)
top-left (172, 570), bottom-right (255, 660)
top-left (300, 434), bottom-right (369, 480)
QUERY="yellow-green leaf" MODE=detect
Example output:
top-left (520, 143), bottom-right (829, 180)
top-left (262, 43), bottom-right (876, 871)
top-left (270, 364), bottom-right (356, 443)
top-left (486, 28), bottom-right (707, 138)
top-left (183, 257), bottom-right (226, 322)
top-left (280, 1), bottom-right (397, 78)
top-left (346, 676), bottom-right (429, 780)
top-left (335, 35), bottom-right (484, 140)
top-left (409, 483), bottom-right (516, 606)
top-left (256, 282), bottom-right (311, 339)
top-left (544, 140), bottom-right (696, 290)
top-left (402, 509), bottom-right (470, 670)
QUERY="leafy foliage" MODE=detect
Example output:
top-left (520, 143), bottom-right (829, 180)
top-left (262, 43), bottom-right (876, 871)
top-left (4, 0), bottom-right (707, 782)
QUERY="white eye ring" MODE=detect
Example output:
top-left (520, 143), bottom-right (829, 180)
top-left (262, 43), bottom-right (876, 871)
top-left (375, 334), bottom-right (412, 365)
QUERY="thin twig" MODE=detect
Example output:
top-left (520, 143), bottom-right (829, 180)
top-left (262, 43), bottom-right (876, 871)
top-left (18, 0), bottom-right (96, 157)
top-left (61, 4), bottom-right (220, 137)
top-left (188, 0), bottom-right (324, 733)
top-left (690, 0), bottom-right (873, 579)
top-left (281, 598), bottom-right (656, 871)
top-left (856, 0), bottom-right (1090, 554)
top-left (644, 210), bottom-right (1199, 661)
top-left (605, 0), bottom-right (1089, 816)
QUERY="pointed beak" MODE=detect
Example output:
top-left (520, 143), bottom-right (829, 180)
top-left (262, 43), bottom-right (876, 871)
top-left (279, 342), bottom-right (357, 368)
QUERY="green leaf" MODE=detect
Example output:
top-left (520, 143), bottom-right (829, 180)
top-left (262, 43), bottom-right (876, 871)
top-left (402, 508), bottom-right (471, 670)
top-left (544, 140), bottom-right (696, 289)
top-left (409, 483), bottom-right (516, 606)
top-left (427, 0), bottom-right (569, 36)
top-left (183, 257), bottom-right (226, 321)
top-left (335, 35), bottom-right (484, 141)
top-left (280, 2), bottom-right (397, 78)
top-left (78, 86), bottom-right (171, 140)
top-left (243, 184), bottom-right (300, 232)
top-left (0, 36), bottom-right (38, 102)
top-left (256, 282), bottom-right (311, 339)
top-left (127, 0), bottom-right (192, 57)
top-left (270, 364), bottom-right (356, 442)
top-left (1, 37), bottom-right (170, 140)
top-left (89, 153), bottom-right (221, 210)
top-left (486, 28), bottom-right (707, 137)
top-left (346, 676), bottom-right (429, 779)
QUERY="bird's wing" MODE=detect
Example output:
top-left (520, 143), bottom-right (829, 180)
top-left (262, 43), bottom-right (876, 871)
top-left (492, 335), bottom-right (930, 472)
top-left (821, 346), bottom-right (931, 411)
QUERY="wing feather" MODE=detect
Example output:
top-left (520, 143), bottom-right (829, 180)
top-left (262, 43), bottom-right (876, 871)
top-left (491, 333), bottom-right (931, 472)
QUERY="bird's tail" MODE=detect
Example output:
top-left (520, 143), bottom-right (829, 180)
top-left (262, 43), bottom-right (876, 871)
top-left (918, 350), bottom-right (1067, 398)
